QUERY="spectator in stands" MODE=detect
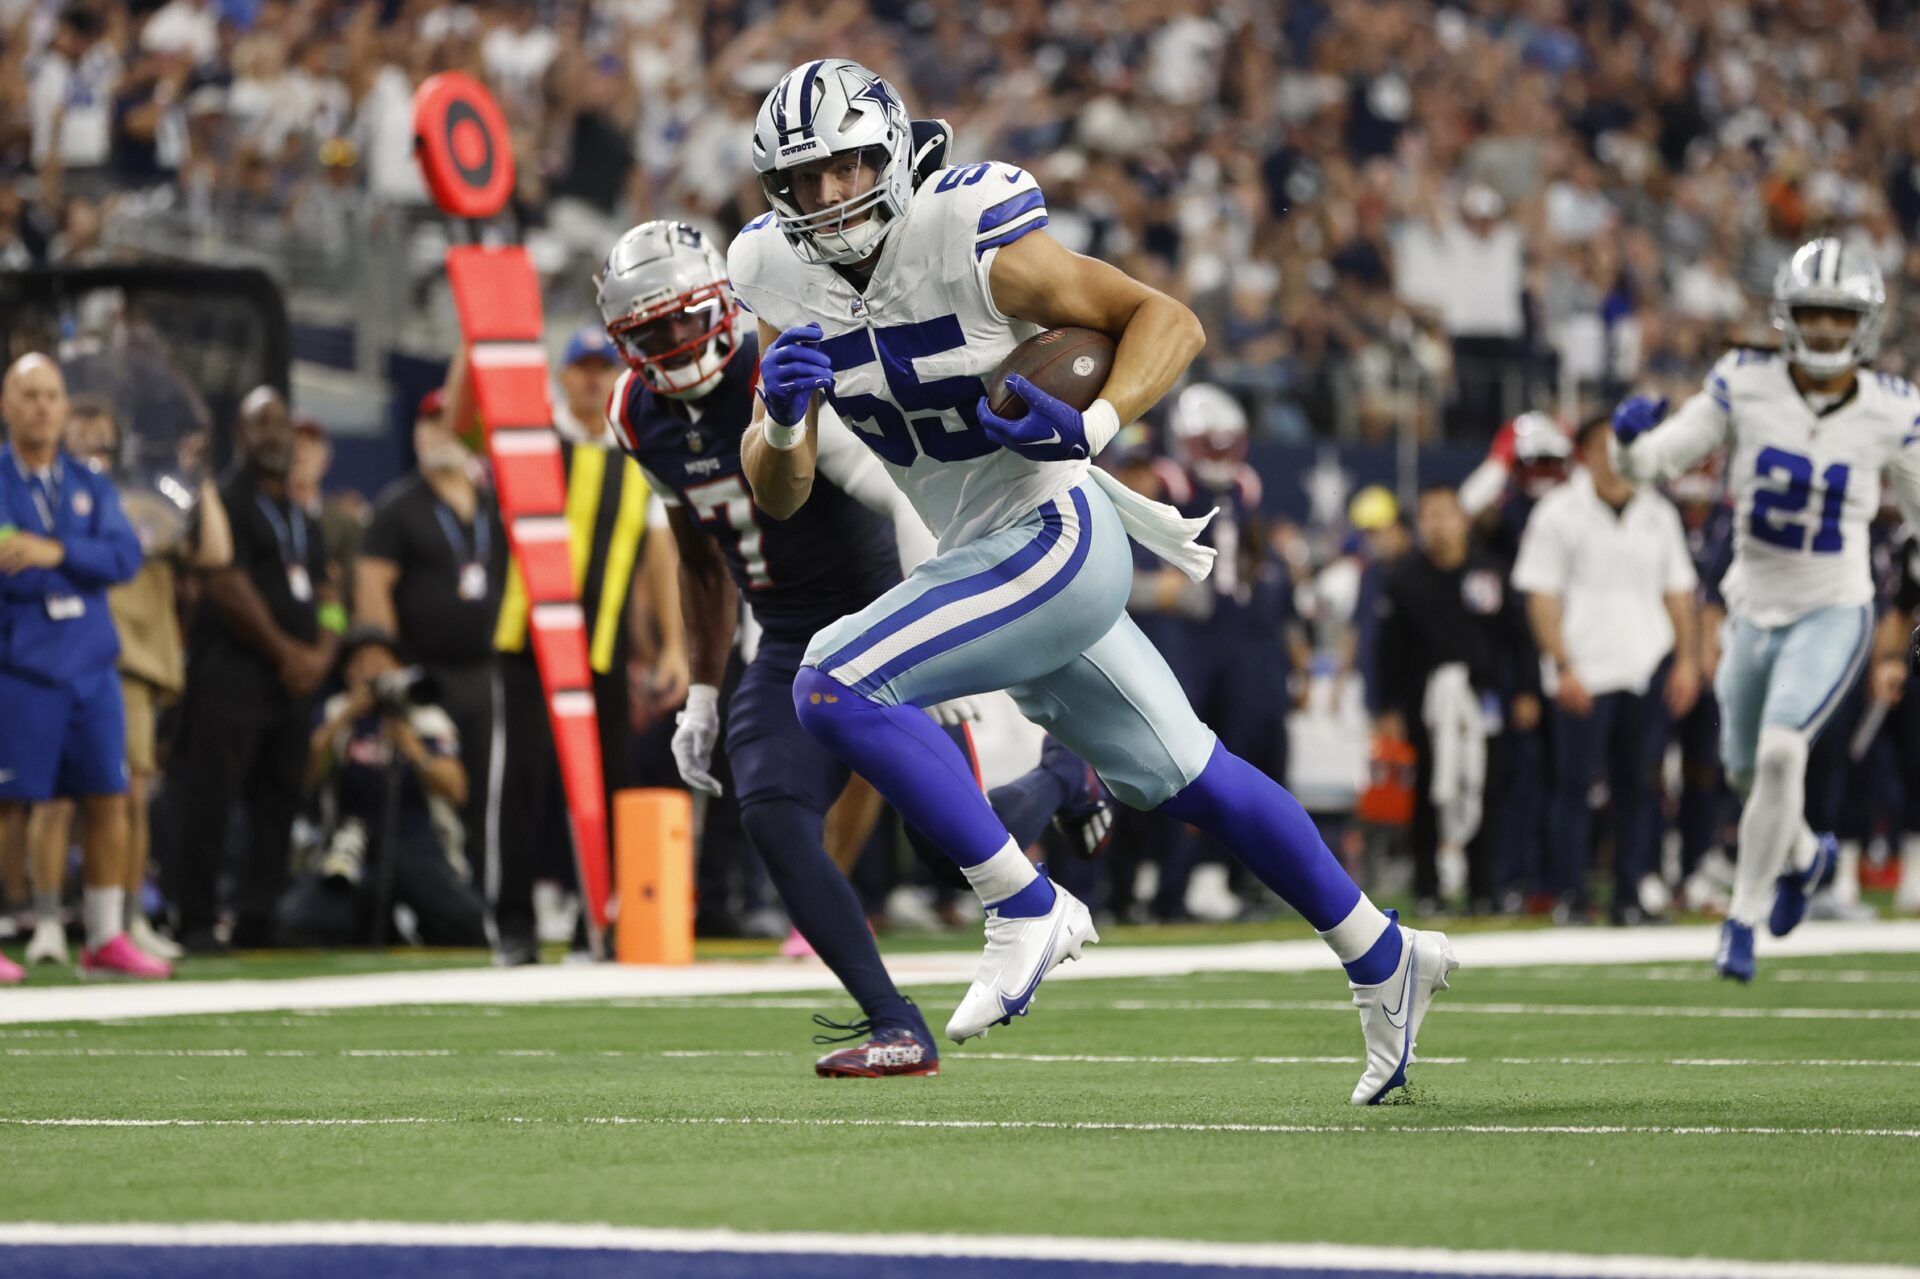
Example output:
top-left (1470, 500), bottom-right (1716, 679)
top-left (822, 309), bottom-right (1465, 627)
top-left (0, 353), bottom-right (163, 980)
top-left (1512, 417), bottom-right (1698, 925)
top-left (278, 625), bottom-right (487, 948)
top-left (1374, 484), bottom-right (1539, 914)
top-left (166, 386), bottom-right (338, 953)
top-left (29, 5), bottom-right (119, 194)
top-left (356, 389), bottom-right (507, 907)
top-left (1393, 182), bottom-right (1531, 437)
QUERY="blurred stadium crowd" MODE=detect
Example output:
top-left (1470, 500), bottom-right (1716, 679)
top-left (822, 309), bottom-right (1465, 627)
top-left (7, 0), bottom-right (1920, 437)
top-left (7, 0), bottom-right (1920, 976)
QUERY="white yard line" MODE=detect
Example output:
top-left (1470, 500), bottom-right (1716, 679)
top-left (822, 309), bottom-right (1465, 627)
top-left (1, 1115), bottom-right (1915, 1139)
top-left (1102, 999), bottom-right (1920, 1020)
top-left (2, 1222), bottom-right (1915, 1279)
top-left (11, 1047), bottom-right (1915, 1069)
top-left (4, 921), bottom-right (1918, 1026)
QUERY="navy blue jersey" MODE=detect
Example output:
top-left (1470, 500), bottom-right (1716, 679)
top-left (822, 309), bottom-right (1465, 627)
top-left (608, 333), bottom-right (902, 642)
top-left (1685, 500), bottom-right (1735, 609)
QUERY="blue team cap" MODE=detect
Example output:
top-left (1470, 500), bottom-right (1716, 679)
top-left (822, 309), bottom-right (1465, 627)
top-left (562, 325), bottom-right (619, 367)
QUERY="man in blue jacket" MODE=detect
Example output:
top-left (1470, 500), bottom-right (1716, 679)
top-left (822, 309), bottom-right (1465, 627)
top-left (0, 353), bottom-right (168, 980)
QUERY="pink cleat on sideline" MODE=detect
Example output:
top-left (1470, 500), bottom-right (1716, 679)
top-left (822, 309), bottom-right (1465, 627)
top-left (0, 951), bottom-right (22, 985)
top-left (779, 928), bottom-right (817, 959)
top-left (78, 934), bottom-right (173, 981)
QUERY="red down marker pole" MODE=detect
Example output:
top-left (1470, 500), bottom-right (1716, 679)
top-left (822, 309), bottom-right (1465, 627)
top-left (412, 72), bottom-right (611, 952)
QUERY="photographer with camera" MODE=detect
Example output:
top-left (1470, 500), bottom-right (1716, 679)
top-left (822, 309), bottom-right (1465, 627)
top-left (276, 626), bottom-right (487, 948)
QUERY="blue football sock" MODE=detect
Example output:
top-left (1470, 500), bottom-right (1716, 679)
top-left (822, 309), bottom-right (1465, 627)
top-left (1159, 741), bottom-right (1376, 936)
top-left (739, 797), bottom-right (921, 1033)
top-left (793, 667), bottom-right (1010, 868)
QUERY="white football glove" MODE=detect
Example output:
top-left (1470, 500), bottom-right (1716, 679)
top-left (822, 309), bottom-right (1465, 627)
top-left (672, 683), bottom-right (724, 796)
top-left (925, 695), bottom-right (983, 727)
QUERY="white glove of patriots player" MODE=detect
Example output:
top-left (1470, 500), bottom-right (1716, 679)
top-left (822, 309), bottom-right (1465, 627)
top-left (672, 683), bottom-right (724, 796)
top-left (925, 696), bottom-right (983, 727)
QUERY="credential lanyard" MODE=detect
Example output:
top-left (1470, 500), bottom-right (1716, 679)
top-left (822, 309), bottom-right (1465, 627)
top-left (256, 494), bottom-right (308, 567)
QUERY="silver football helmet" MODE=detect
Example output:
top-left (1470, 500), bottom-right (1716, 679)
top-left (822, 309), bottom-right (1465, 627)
top-left (1168, 383), bottom-right (1249, 486)
top-left (1771, 237), bottom-right (1885, 379)
top-left (594, 220), bottom-right (740, 400)
top-left (751, 58), bottom-right (914, 266)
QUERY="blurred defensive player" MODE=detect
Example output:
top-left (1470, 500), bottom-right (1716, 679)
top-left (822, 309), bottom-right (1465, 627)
top-left (731, 58), bottom-right (1456, 1104)
top-left (595, 218), bottom-right (1109, 1077)
top-left (1613, 237), bottom-right (1920, 980)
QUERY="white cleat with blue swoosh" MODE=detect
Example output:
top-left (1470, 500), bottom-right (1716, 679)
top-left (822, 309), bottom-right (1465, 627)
top-left (946, 884), bottom-right (1098, 1043)
top-left (1348, 920), bottom-right (1459, 1105)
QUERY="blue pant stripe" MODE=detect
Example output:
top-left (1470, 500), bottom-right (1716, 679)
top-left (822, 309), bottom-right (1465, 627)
top-left (822, 496), bottom-right (1068, 676)
top-left (847, 487), bottom-right (1095, 698)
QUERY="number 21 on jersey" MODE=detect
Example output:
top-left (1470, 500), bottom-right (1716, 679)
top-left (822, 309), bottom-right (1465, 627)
top-left (1749, 446), bottom-right (1847, 554)
top-left (685, 474), bottom-right (772, 587)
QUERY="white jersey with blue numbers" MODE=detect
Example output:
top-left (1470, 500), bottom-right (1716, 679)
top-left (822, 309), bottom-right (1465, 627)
top-left (1617, 348), bottom-right (1920, 628)
top-left (728, 160), bottom-right (1089, 552)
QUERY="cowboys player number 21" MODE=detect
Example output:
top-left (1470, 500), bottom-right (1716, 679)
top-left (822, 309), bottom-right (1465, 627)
top-left (1614, 237), bottom-right (1920, 981)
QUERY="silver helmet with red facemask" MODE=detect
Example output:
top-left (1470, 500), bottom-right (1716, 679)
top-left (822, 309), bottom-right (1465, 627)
top-left (1168, 383), bottom-right (1249, 487)
top-left (595, 220), bottom-right (741, 400)
top-left (1508, 411), bottom-right (1572, 498)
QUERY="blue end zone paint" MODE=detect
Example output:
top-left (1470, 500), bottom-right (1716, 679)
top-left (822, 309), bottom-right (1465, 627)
top-left (0, 1244), bottom-right (1627, 1279)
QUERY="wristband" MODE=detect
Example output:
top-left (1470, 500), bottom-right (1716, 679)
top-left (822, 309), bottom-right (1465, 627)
top-left (763, 419), bottom-right (808, 451)
top-left (317, 602), bottom-right (348, 634)
top-left (1083, 399), bottom-right (1122, 456)
top-left (683, 683), bottom-right (720, 718)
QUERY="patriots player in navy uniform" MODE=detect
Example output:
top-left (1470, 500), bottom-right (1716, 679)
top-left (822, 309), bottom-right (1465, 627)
top-left (596, 218), bottom-right (1108, 1077)
top-left (1148, 385), bottom-right (1306, 921)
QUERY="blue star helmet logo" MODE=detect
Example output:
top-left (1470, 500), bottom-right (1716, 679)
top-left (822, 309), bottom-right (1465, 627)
top-left (853, 76), bottom-right (896, 114)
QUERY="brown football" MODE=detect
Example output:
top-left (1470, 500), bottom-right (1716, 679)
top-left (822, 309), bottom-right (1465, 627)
top-left (985, 327), bottom-right (1116, 417)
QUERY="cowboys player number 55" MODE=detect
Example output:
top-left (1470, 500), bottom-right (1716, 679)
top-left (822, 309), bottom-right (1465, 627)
top-left (729, 57), bottom-right (1459, 1106)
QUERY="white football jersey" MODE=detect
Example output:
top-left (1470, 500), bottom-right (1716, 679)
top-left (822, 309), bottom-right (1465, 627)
top-left (1618, 347), bottom-right (1920, 627)
top-left (728, 160), bottom-right (1088, 551)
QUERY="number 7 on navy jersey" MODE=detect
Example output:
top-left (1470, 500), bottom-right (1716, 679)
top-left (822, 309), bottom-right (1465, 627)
top-left (1749, 446), bottom-right (1848, 554)
top-left (685, 474), bottom-right (772, 587)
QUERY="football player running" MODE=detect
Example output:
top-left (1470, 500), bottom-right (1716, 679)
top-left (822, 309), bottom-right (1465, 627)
top-left (595, 217), bottom-right (1111, 1077)
top-left (1612, 238), bottom-right (1920, 980)
top-left (731, 58), bottom-right (1455, 1105)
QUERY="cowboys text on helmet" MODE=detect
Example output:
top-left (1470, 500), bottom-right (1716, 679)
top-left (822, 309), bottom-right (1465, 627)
top-left (751, 59), bottom-right (915, 267)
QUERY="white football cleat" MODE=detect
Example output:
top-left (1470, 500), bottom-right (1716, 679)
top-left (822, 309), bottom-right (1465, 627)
top-left (946, 883), bottom-right (1097, 1043)
top-left (25, 916), bottom-right (67, 967)
top-left (1349, 916), bottom-right (1459, 1105)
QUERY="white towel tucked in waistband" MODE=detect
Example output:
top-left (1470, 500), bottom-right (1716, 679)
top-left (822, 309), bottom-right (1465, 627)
top-left (1088, 466), bottom-right (1217, 582)
top-left (1422, 661), bottom-right (1488, 848)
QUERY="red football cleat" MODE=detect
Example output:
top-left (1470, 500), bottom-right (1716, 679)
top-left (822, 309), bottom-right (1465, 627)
top-left (0, 951), bottom-right (23, 985)
top-left (814, 1025), bottom-right (940, 1078)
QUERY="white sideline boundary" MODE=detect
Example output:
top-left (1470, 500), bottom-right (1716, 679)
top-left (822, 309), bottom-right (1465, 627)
top-left (5, 921), bottom-right (1920, 1026)
top-left (3, 1115), bottom-right (1916, 1138)
top-left (1, 1222), bottom-right (1916, 1279)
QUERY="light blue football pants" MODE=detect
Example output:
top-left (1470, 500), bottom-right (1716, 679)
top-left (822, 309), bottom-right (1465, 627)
top-left (1715, 602), bottom-right (1874, 789)
top-left (804, 479), bottom-right (1217, 809)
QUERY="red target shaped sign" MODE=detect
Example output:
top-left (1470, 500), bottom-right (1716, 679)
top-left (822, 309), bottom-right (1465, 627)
top-left (413, 72), bottom-right (515, 220)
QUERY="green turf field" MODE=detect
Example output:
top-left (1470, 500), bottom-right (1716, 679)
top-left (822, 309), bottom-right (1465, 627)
top-left (3, 950), bottom-right (1918, 1267)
